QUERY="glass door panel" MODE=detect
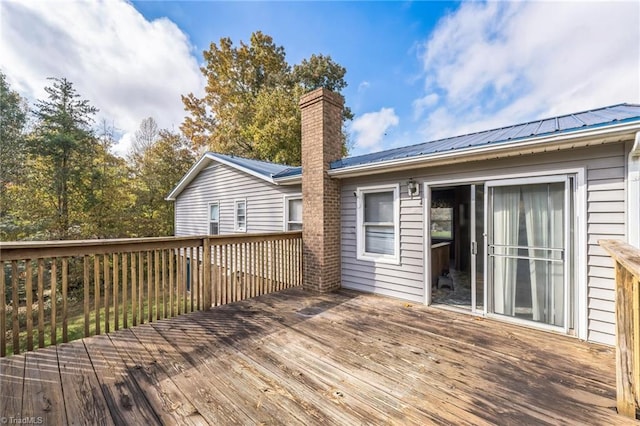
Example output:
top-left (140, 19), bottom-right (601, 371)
top-left (488, 180), bottom-right (566, 327)
top-left (471, 185), bottom-right (485, 313)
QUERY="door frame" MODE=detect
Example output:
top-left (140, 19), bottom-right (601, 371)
top-left (423, 166), bottom-right (587, 339)
top-left (485, 174), bottom-right (570, 334)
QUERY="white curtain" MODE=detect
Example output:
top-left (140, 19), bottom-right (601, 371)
top-left (522, 185), bottom-right (549, 322)
top-left (522, 183), bottom-right (565, 326)
top-left (492, 187), bottom-right (520, 316)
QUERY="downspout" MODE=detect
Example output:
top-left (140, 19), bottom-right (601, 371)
top-left (628, 131), bottom-right (640, 248)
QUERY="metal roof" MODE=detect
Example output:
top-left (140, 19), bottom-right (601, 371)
top-left (210, 153), bottom-right (296, 179)
top-left (331, 103), bottom-right (640, 170)
top-left (169, 103), bottom-right (640, 199)
top-left (273, 166), bottom-right (302, 179)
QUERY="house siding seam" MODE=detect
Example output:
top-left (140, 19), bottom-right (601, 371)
top-left (340, 142), bottom-right (628, 346)
top-left (175, 164), bottom-right (301, 236)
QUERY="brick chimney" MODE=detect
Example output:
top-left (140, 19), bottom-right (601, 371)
top-left (300, 88), bottom-right (343, 293)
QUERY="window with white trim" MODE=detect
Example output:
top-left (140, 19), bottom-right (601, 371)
top-left (356, 184), bottom-right (400, 263)
top-left (234, 199), bottom-right (247, 232)
top-left (208, 202), bottom-right (220, 235)
top-left (284, 195), bottom-right (302, 231)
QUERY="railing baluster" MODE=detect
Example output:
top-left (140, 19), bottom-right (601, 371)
top-left (154, 250), bottom-right (160, 321)
top-left (104, 254), bottom-right (110, 334)
top-left (162, 250), bottom-right (167, 318)
top-left (222, 245), bottom-right (227, 304)
top-left (0, 260), bottom-right (5, 357)
top-left (249, 242), bottom-right (254, 298)
top-left (176, 249), bottom-right (182, 316)
top-left (204, 239), bottom-right (211, 310)
top-left (122, 253), bottom-right (128, 329)
top-left (197, 246), bottom-right (202, 310)
top-left (37, 259), bottom-right (44, 348)
top-left (182, 249), bottom-right (188, 314)
top-left (94, 255), bottom-right (100, 336)
top-left (113, 253), bottom-right (119, 331)
top-left (138, 251), bottom-right (144, 324)
top-left (190, 246), bottom-right (195, 312)
top-left (62, 258), bottom-right (68, 342)
top-left (83, 255), bottom-right (90, 337)
top-left (25, 260), bottom-right (33, 351)
top-left (11, 261), bottom-right (19, 354)
top-left (147, 250), bottom-right (153, 323)
top-left (50, 259), bottom-right (57, 346)
top-left (259, 241), bottom-right (264, 296)
top-left (131, 252), bottom-right (137, 326)
top-left (169, 249), bottom-right (175, 317)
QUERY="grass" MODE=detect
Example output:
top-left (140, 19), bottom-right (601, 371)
top-left (3, 296), bottom-right (192, 356)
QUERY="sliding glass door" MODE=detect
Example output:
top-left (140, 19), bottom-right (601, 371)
top-left (487, 176), bottom-right (571, 328)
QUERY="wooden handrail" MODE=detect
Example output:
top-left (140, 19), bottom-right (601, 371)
top-left (0, 232), bottom-right (302, 261)
top-left (0, 232), bottom-right (302, 357)
top-left (600, 239), bottom-right (640, 419)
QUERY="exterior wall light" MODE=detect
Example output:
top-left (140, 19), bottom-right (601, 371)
top-left (407, 178), bottom-right (419, 198)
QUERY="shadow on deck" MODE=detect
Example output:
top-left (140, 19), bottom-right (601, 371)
top-left (0, 288), bottom-right (633, 425)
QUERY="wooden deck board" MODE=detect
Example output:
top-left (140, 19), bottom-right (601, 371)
top-left (56, 341), bottom-right (115, 425)
top-left (22, 349), bottom-right (67, 425)
top-left (82, 334), bottom-right (159, 425)
top-left (0, 354), bottom-right (25, 420)
top-left (129, 322), bottom-right (253, 424)
top-left (2, 288), bottom-right (635, 425)
top-left (106, 328), bottom-right (207, 425)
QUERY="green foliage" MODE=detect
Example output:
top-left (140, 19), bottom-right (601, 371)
top-left (0, 72), bottom-right (29, 238)
top-left (181, 31), bottom-right (352, 166)
top-left (27, 78), bottom-right (100, 239)
top-left (129, 128), bottom-right (195, 237)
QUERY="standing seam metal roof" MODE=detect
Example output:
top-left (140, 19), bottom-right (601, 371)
top-left (331, 103), bottom-right (640, 170)
top-left (209, 153), bottom-right (298, 179)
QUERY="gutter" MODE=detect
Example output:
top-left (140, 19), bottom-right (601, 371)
top-left (328, 121), bottom-right (640, 178)
top-left (273, 175), bottom-right (302, 185)
top-left (632, 131), bottom-right (640, 157)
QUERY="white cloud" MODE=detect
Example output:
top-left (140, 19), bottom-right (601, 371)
top-left (0, 0), bottom-right (204, 156)
top-left (358, 81), bottom-right (370, 92)
top-left (412, 93), bottom-right (439, 120)
top-left (415, 1), bottom-right (640, 141)
top-left (350, 108), bottom-right (399, 152)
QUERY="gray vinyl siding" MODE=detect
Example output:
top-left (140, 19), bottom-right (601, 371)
top-left (341, 142), bottom-right (629, 345)
top-left (174, 163), bottom-right (301, 236)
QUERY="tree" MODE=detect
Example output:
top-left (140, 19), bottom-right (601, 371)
top-left (29, 77), bottom-right (99, 239)
top-left (81, 120), bottom-right (134, 238)
top-left (130, 128), bottom-right (195, 237)
top-left (0, 73), bottom-right (29, 239)
top-left (181, 32), bottom-right (352, 165)
top-left (129, 116), bottom-right (159, 162)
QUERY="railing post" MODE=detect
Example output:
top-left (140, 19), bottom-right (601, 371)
top-left (203, 238), bottom-right (211, 310)
top-left (601, 239), bottom-right (640, 419)
top-left (615, 260), bottom-right (636, 417)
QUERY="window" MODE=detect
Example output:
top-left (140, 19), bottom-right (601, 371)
top-left (356, 184), bottom-right (400, 263)
top-left (234, 199), bottom-right (246, 232)
top-left (208, 202), bottom-right (219, 235)
top-left (284, 195), bottom-right (302, 231)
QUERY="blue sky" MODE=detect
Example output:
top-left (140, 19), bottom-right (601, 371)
top-left (2, 1), bottom-right (638, 158)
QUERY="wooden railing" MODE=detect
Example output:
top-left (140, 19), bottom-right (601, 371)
top-left (0, 232), bottom-right (302, 357)
top-left (600, 239), bottom-right (640, 419)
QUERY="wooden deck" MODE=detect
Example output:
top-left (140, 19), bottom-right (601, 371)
top-left (0, 288), bottom-right (634, 425)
